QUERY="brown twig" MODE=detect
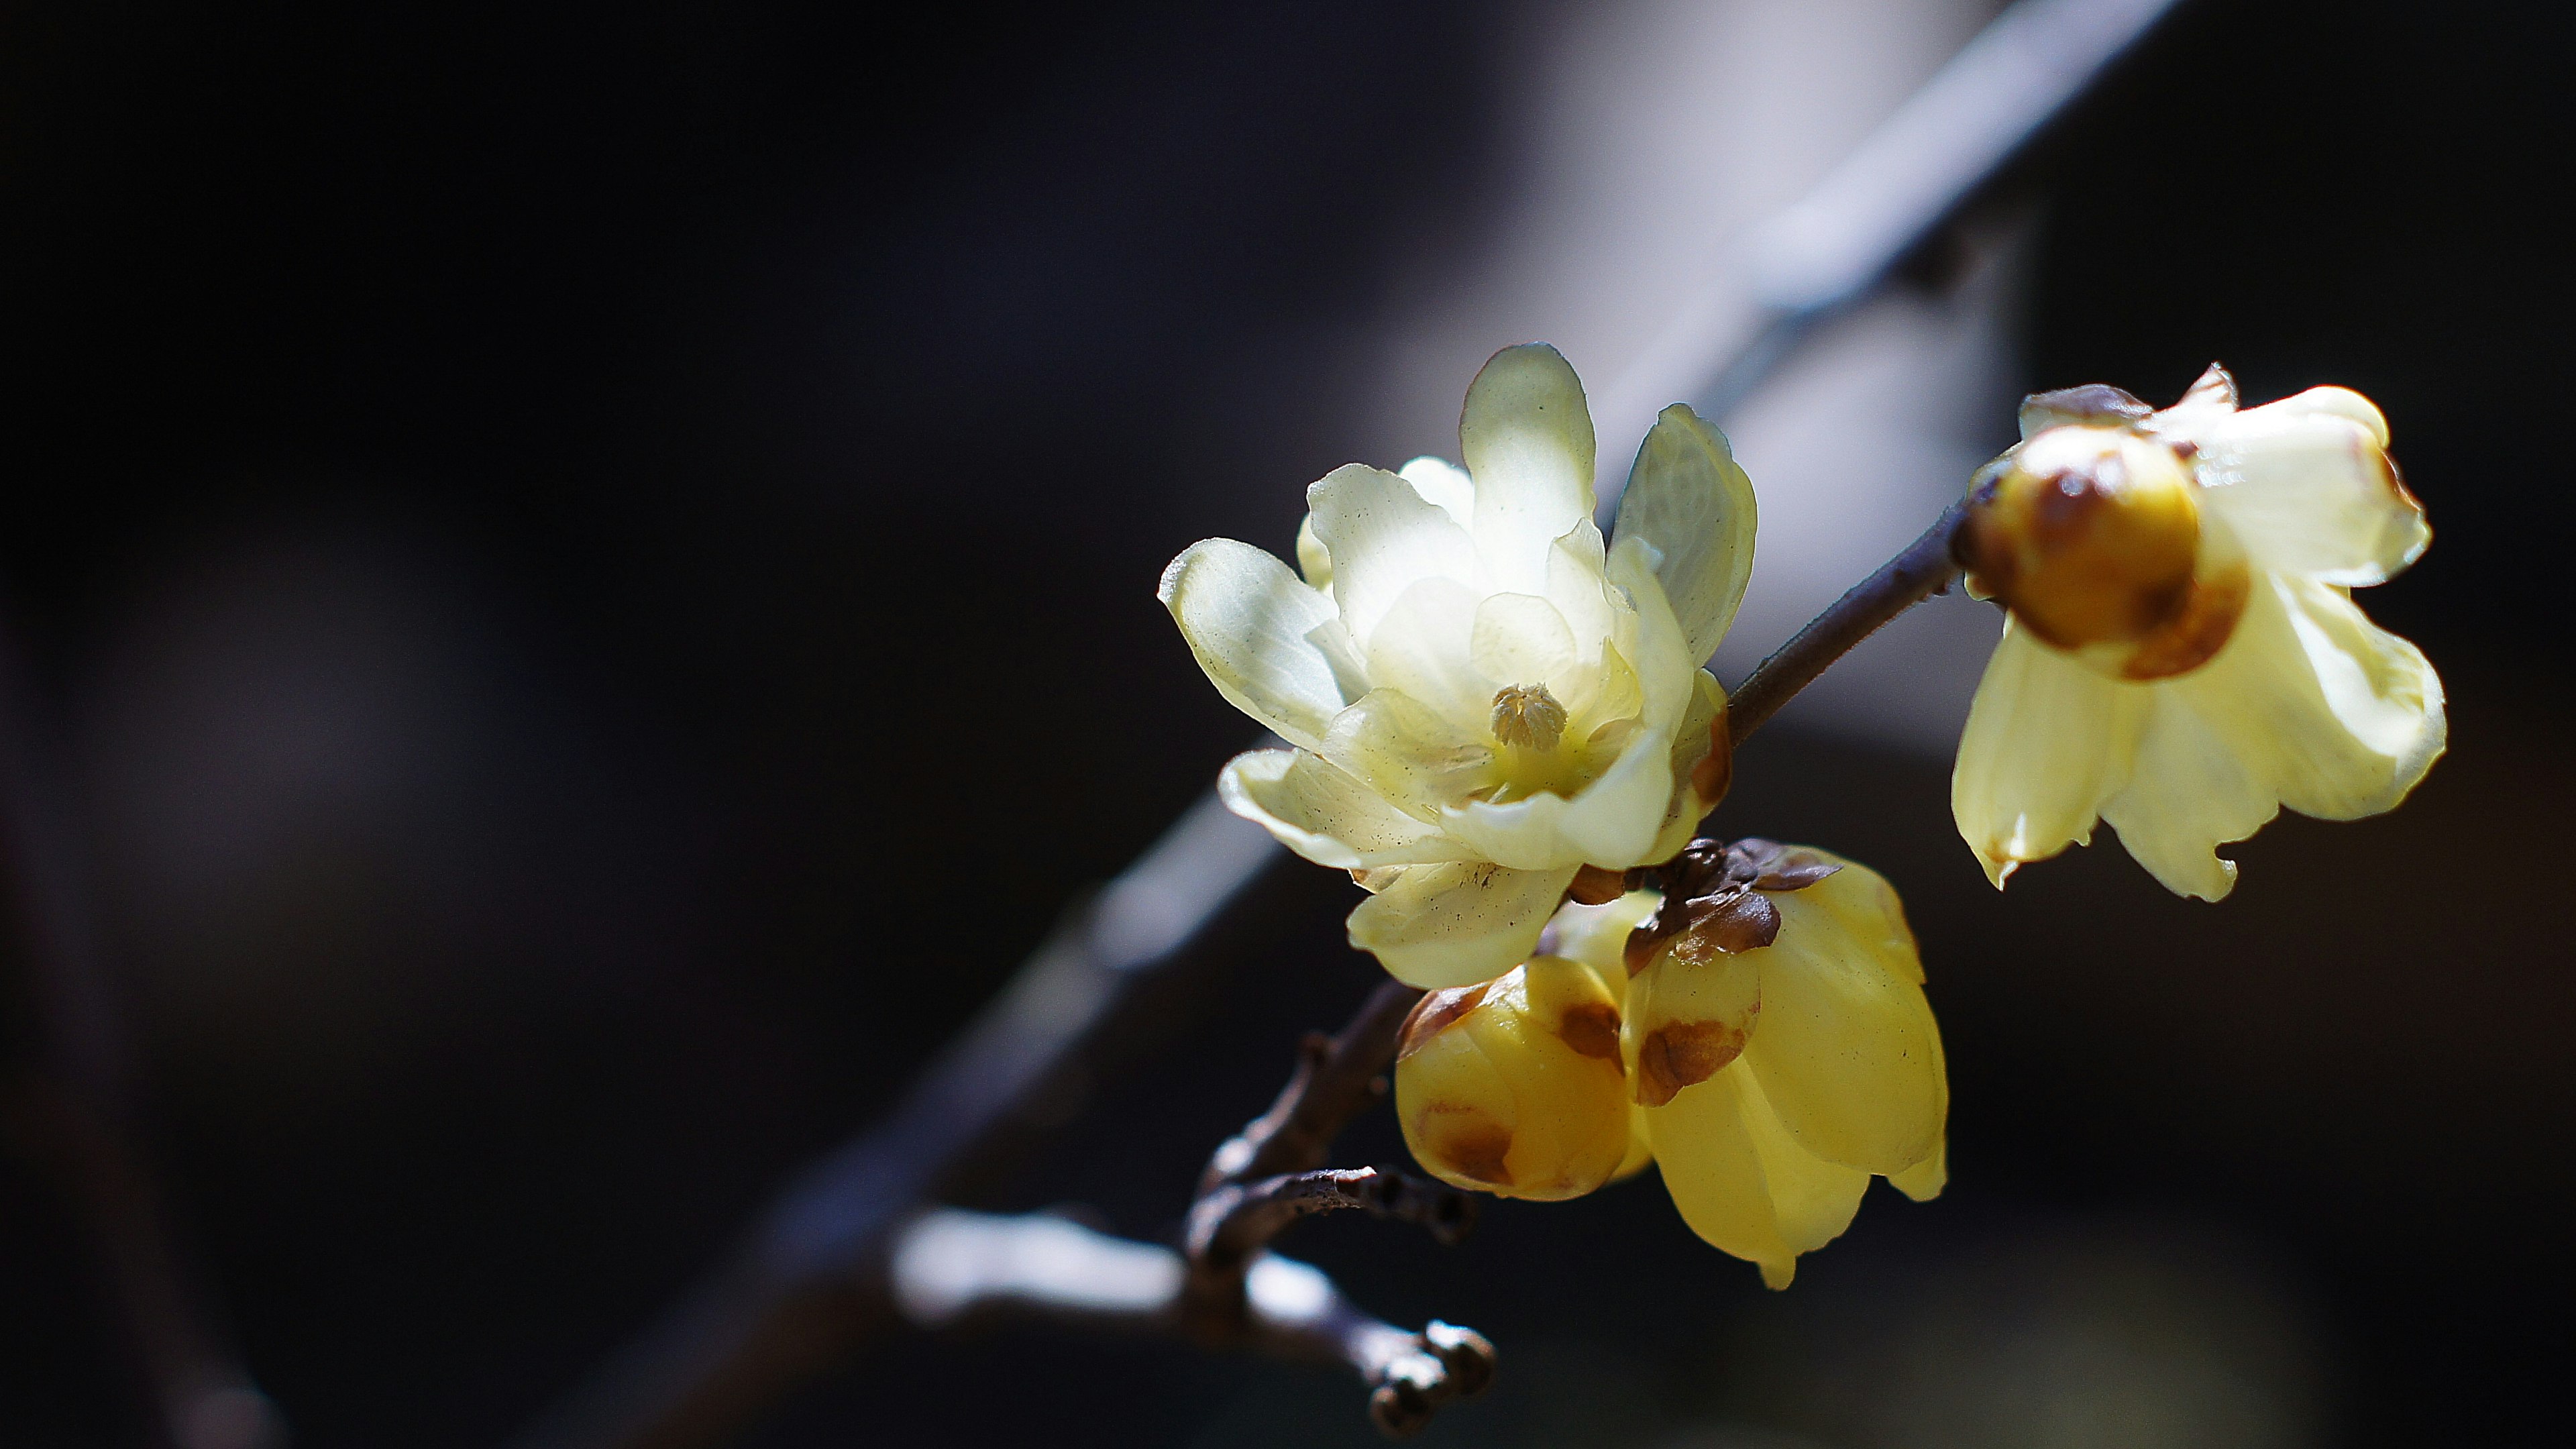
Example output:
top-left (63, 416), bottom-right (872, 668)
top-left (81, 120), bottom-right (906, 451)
top-left (890, 1208), bottom-right (1494, 1438)
top-left (1187, 1166), bottom-right (1475, 1278)
top-left (1199, 978), bottom-right (1422, 1193)
top-left (1722, 501), bottom-right (1969, 746)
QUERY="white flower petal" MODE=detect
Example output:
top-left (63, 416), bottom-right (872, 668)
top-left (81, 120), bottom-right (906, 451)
top-left (1470, 593), bottom-right (1580, 698)
top-left (1542, 523), bottom-right (1618, 657)
top-left (1644, 1060), bottom-right (1869, 1290)
top-left (1442, 724), bottom-right (1676, 871)
top-left (1613, 403), bottom-right (1758, 665)
top-left (1363, 576), bottom-right (1494, 729)
top-left (1398, 455), bottom-right (1476, 530)
top-left (2196, 390), bottom-right (2428, 585)
top-left (1319, 688), bottom-right (1495, 820)
top-left (1307, 462), bottom-right (1481, 646)
top-left (1607, 536), bottom-right (1695, 735)
top-left (1740, 861), bottom-right (1946, 1176)
top-left (2096, 682), bottom-right (2269, 901)
top-left (1218, 748), bottom-right (1476, 869)
top-left (1951, 621), bottom-right (2144, 887)
top-left (1294, 513), bottom-right (1332, 589)
top-left (1460, 344), bottom-right (1597, 596)
top-left (1346, 861), bottom-right (1580, 989)
top-left (1159, 538), bottom-right (1348, 749)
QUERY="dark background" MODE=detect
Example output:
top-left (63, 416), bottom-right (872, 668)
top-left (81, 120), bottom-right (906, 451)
top-left (3, 1), bottom-right (2571, 1445)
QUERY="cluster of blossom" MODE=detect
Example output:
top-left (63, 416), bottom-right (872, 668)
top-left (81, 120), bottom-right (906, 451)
top-left (1160, 345), bottom-right (2441, 1285)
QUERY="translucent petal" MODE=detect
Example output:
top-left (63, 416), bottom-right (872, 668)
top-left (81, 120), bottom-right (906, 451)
top-left (1645, 1060), bottom-right (1868, 1289)
top-left (1606, 536), bottom-right (1696, 735)
top-left (1739, 861), bottom-right (1946, 1175)
top-left (1346, 861), bottom-right (1580, 989)
top-left (1218, 748), bottom-right (1476, 869)
top-left (1460, 345), bottom-right (1597, 596)
top-left (2196, 390), bottom-right (2428, 585)
top-left (1307, 462), bottom-right (1481, 646)
top-left (1442, 724), bottom-right (1674, 871)
top-left (1158, 538), bottom-right (1348, 749)
top-left (1950, 621), bottom-right (2145, 887)
top-left (1294, 514), bottom-right (1332, 589)
top-left (1613, 403), bottom-right (1758, 665)
top-left (1398, 455), bottom-right (1476, 531)
top-left (1542, 521), bottom-right (1618, 653)
top-left (1470, 593), bottom-right (1580, 699)
top-left (2102, 572), bottom-right (2446, 898)
top-left (1544, 889), bottom-right (1660, 1004)
top-left (1363, 576), bottom-right (1494, 730)
top-left (1318, 688), bottom-right (1494, 820)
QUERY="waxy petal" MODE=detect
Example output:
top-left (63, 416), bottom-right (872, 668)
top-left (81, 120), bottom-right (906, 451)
top-left (1347, 861), bottom-right (1582, 989)
top-left (1159, 539), bottom-right (1348, 750)
top-left (1645, 1061), bottom-right (1869, 1290)
top-left (2197, 390), bottom-right (2428, 586)
top-left (2100, 572), bottom-right (2445, 899)
top-left (1307, 462), bottom-right (1481, 646)
top-left (1218, 748), bottom-right (1477, 869)
top-left (1613, 403), bottom-right (1758, 665)
top-left (1739, 861), bottom-right (1945, 1175)
top-left (1951, 621), bottom-right (2144, 886)
top-left (1460, 345), bottom-right (1597, 596)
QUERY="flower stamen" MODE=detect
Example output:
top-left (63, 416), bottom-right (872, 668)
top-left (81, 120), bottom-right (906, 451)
top-left (1490, 683), bottom-right (1567, 753)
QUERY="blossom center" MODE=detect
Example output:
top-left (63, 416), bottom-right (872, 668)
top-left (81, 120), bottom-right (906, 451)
top-left (1489, 683), bottom-right (1567, 753)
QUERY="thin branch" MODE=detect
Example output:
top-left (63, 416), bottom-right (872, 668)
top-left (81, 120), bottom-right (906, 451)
top-left (1199, 978), bottom-right (1422, 1193)
top-left (1187, 1167), bottom-right (1476, 1279)
top-left (888, 1209), bottom-right (1495, 1438)
top-left (1723, 501), bottom-right (1968, 745)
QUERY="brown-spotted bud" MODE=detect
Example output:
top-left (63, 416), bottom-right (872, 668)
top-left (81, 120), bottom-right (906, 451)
top-left (1395, 957), bottom-right (1631, 1201)
top-left (1957, 421), bottom-right (2248, 680)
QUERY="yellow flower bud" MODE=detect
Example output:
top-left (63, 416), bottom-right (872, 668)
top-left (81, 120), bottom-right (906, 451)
top-left (1957, 418), bottom-right (2247, 681)
top-left (1395, 957), bottom-right (1631, 1201)
top-left (1620, 841), bottom-right (1946, 1288)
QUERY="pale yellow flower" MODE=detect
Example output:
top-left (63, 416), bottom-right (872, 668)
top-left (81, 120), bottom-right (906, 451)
top-left (1160, 344), bottom-right (1755, 986)
top-left (1397, 843), bottom-right (1947, 1289)
top-left (1951, 366), bottom-right (2445, 899)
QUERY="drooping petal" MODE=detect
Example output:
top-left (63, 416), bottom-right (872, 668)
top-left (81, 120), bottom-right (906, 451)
top-left (2100, 571), bottom-right (2446, 898)
top-left (1346, 861), bottom-right (1582, 989)
top-left (1645, 1060), bottom-right (1870, 1290)
top-left (1612, 403), bottom-right (1758, 665)
top-left (2196, 389), bottom-right (2428, 585)
top-left (1460, 344), bottom-right (1597, 595)
top-left (2096, 681), bottom-right (2270, 901)
top-left (1738, 860), bottom-right (1946, 1176)
top-left (1887, 1135), bottom-right (1947, 1201)
top-left (1307, 462), bottom-right (1482, 647)
top-left (1950, 620), bottom-right (2145, 887)
top-left (1218, 748), bottom-right (1477, 869)
top-left (1159, 538), bottom-right (1348, 749)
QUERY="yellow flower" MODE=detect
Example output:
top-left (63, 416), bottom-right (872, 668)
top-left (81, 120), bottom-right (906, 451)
top-left (1397, 842), bottom-right (1947, 1289)
top-left (1160, 344), bottom-right (1756, 986)
top-left (1951, 366), bottom-right (2445, 899)
top-left (1393, 956), bottom-right (1633, 1201)
top-left (1618, 840), bottom-right (1945, 1288)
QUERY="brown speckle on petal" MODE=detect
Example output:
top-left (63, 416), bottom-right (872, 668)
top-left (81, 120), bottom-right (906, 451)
top-left (2119, 559), bottom-right (2250, 681)
top-left (1557, 1002), bottom-right (1623, 1063)
top-left (1635, 1020), bottom-right (1751, 1107)
top-left (1398, 983), bottom-right (1492, 1061)
top-left (1423, 1111), bottom-right (1515, 1187)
